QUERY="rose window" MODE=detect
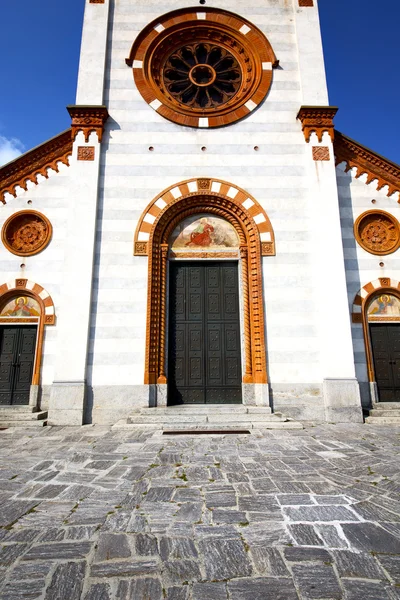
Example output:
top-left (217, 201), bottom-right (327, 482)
top-left (354, 210), bottom-right (400, 255)
top-left (127, 7), bottom-right (277, 128)
top-left (164, 44), bottom-right (241, 109)
top-left (1, 211), bottom-right (52, 256)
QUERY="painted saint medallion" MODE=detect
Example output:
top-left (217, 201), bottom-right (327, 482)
top-left (368, 294), bottom-right (400, 320)
top-left (0, 296), bottom-right (40, 318)
top-left (170, 215), bottom-right (239, 252)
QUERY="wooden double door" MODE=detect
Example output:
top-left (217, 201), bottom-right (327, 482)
top-left (0, 326), bottom-right (37, 405)
top-left (370, 323), bottom-right (400, 402)
top-left (168, 261), bottom-right (242, 404)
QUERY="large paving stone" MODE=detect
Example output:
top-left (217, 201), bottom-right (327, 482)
top-left (0, 501), bottom-right (38, 527)
top-left (228, 577), bottom-right (299, 600)
top-left (192, 582), bottom-right (228, 600)
top-left (291, 564), bottom-right (342, 599)
top-left (341, 522), bottom-right (400, 553)
top-left (284, 504), bottom-right (359, 522)
top-left (23, 542), bottom-right (92, 561)
top-left (44, 561), bottom-right (86, 600)
top-left (341, 579), bottom-right (393, 600)
top-left (90, 559), bottom-right (158, 578)
top-left (199, 537), bottom-right (253, 580)
top-left (84, 583), bottom-right (112, 600)
top-left (116, 577), bottom-right (163, 600)
top-left (94, 533), bottom-right (131, 561)
top-left (160, 537), bottom-right (198, 561)
top-left (0, 543), bottom-right (29, 566)
top-left (376, 554), bottom-right (400, 583)
top-left (332, 549), bottom-right (385, 579)
top-left (0, 579), bottom-right (45, 599)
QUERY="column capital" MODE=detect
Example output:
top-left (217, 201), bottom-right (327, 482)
top-left (67, 105), bottom-right (109, 143)
top-left (296, 106), bottom-right (338, 143)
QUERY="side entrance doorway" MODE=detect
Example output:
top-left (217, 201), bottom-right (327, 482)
top-left (370, 323), bottom-right (400, 402)
top-left (168, 261), bottom-right (242, 404)
top-left (0, 326), bottom-right (37, 405)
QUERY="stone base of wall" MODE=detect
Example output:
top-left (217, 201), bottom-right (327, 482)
top-left (323, 378), bottom-right (363, 423)
top-left (270, 383), bottom-right (325, 421)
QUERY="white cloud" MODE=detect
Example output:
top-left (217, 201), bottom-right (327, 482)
top-left (0, 135), bottom-right (25, 166)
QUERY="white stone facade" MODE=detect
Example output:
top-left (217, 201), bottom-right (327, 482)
top-left (3, 0), bottom-right (398, 424)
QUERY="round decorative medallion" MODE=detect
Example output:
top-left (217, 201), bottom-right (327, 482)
top-left (354, 210), bottom-right (400, 255)
top-left (126, 8), bottom-right (277, 128)
top-left (1, 210), bottom-right (53, 256)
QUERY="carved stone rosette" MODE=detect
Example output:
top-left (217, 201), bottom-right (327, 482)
top-left (354, 210), bottom-right (400, 256)
top-left (67, 105), bottom-right (109, 143)
top-left (334, 131), bottom-right (400, 198)
top-left (2, 210), bottom-right (53, 257)
top-left (0, 130), bottom-right (72, 204)
top-left (297, 106), bottom-right (338, 143)
top-left (126, 7), bottom-right (278, 128)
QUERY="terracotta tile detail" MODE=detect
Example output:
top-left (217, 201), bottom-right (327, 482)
top-left (297, 106), bottom-right (338, 143)
top-left (67, 105), bottom-right (109, 143)
top-left (0, 130), bottom-right (72, 204)
top-left (77, 147), bottom-right (95, 161)
top-left (16, 279), bottom-right (28, 288)
top-left (299, 0), bottom-right (314, 6)
top-left (334, 130), bottom-right (400, 198)
top-left (135, 242), bottom-right (148, 255)
top-left (312, 147), bottom-right (330, 161)
top-left (89, 0), bottom-right (105, 3)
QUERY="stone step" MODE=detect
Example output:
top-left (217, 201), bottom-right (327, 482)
top-left (369, 409), bottom-right (400, 418)
top-left (113, 420), bottom-right (303, 431)
top-left (137, 406), bottom-right (272, 415)
top-left (0, 405), bottom-right (37, 413)
top-left (0, 419), bottom-right (47, 428)
top-left (0, 411), bottom-right (47, 421)
top-left (365, 416), bottom-right (400, 425)
top-left (372, 402), bottom-right (400, 410)
top-left (127, 413), bottom-right (284, 424)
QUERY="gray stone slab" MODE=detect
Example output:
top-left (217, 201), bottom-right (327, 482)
top-left (199, 537), bottom-right (253, 580)
top-left (160, 537), bottom-right (198, 561)
top-left (0, 501), bottom-right (38, 527)
top-left (291, 564), bottom-right (341, 599)
top-left (3, 528), bottom-right (40, 543)
top-left (174, 502), bottom-right (202, 522)
top-left (164, 559), bottom-right (202, 583)
top-left (250, 546), bottom-right (290, 576)
top-left (11, 561), bottom-right (53, 580)
top-left (90, 559), bottom-right (158, 578)
top-left (316, 524), bottom-right (349, 548)
top-left (284, 504), bottom-right (359, 522)
top-left (23, 542), bottom-right (92, 561)
top-left (277, 494), bottom-right (314, 505)
top-left (84, 583), bottom-right (112, 600)
top-left (44, 561), bottom-right (86, 600)
top-left (332, 549), bottom-right (385, 579)
top-left (288, 523), bottom-right (324, 546)
top-left (0, 579), bottom-right (45, 599)
top-left (205, 491), bottom-right (237, 508)
top-left (144, 487), bottom-right (175, 502)
top-left (376, 554), bottom-right (400, 583)
top-left (341, 580), bottom-right (393, 600)
top-left (164, 587), bottom-right (190, 600)
top-left (94, 533), bottom-right (131, 561)
top-left (192, 582), bottom-right (228, 600)
top-left (134, 533), bottom-right (159, 556)
top-left (0, 543), bottom-right (29, 566)
top-left (228, 577), bottom-right (299, 600)
top-left (341, 522), bottom-right (400, 553)
top-left (212, 509), bottom-right (248, 525)
top-left (283, 547), bottom-right (332, 562)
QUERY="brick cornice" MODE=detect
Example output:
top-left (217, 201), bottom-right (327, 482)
top-left (0, 130), bottom-right (72, 205)
top-left (334, 131), bottom-right (400, 198)
top-left (67, 105), bottom-right (109, 143)
top-left (297, 106), bottom-right (338, 143)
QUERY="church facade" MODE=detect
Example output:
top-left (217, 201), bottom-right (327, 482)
top-left (0, 0), bottom-right (399, 426)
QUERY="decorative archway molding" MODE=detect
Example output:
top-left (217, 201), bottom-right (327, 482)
top-left (0, 279), bottom-right (56, 387)
top-left (352, 277), bottom-right (400, 386)
top-left (143, 190), bottom-right (269, 389)
top-left (134, 178), bottom-right (275, 257)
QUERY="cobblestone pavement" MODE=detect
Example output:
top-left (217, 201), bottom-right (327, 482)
top-left (0, 424), bottom-right (400, 599)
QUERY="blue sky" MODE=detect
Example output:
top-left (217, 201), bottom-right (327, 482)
top-left (0, 0), bottom-right (399, 165)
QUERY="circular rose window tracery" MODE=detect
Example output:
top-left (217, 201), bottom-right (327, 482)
top-left (127, 8), bottom-right (277, 128)
top-left (1, 210), bottom-right (52, 256)
top-left (354, 210), bottom-right (400, 255)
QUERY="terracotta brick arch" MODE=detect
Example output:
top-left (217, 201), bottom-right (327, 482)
top-left (134, 178), bottom-right (275, 257)
top-left (142, 183), bottom-right (271, 389)
top-left (352, 277), bottom-right (400, 323)
top-left (0, 278), bottom-right (56, 386)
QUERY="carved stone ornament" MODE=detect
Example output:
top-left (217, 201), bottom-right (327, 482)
top-left (297, 106), bottom-right (338, 143)
top-left (1, 211), bottom-right (53, 257)
top-left (126, 7), bottom-right (278, 128)
top-left (334, 131), bottom-right (400, 198)
top-left (77, 146), bottom-right (95, 161)
top-left (354, 210), bottom-right (400, 256)
top-left (0, 130), bottom-right (72, 204)
top-left (67, 105), bottom-right (109, 143)
top-left (312, 146), bottom-right (330, 161)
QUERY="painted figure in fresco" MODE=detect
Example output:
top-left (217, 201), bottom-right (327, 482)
top-left (185, 218), bottom-right (214, 247)
top-left (3, 297), bottom-right (40, 317)
top-left (369, 294), bottom-right (400, 317)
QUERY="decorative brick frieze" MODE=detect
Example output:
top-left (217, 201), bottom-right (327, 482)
top-left (334, 131), bottom-right (400, 198)
top-left (312, 147), bottom-right (330, 161)
top-left (77, 147), bottom-right (95, 161)
top-left (89, 0), bottom-right (105, 3)
top-left (297, 106), bottom-right (338, 143)
top-left (0, 130), bottom-right (72, 204)
top-left (67, 105), bottom-right (109, 143)
top-left (299, 0), bottom-right (314, 6)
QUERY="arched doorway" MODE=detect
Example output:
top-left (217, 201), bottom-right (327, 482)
top-left (353, 278), bottom-right (400, 403)
top-left (137, 179), bottom-right (273, 405)
top-left (0, 279), bottom-right (55, 406)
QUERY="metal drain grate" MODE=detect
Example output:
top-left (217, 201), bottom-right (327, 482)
top-left (163, 429), bottom-right (251, 435)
